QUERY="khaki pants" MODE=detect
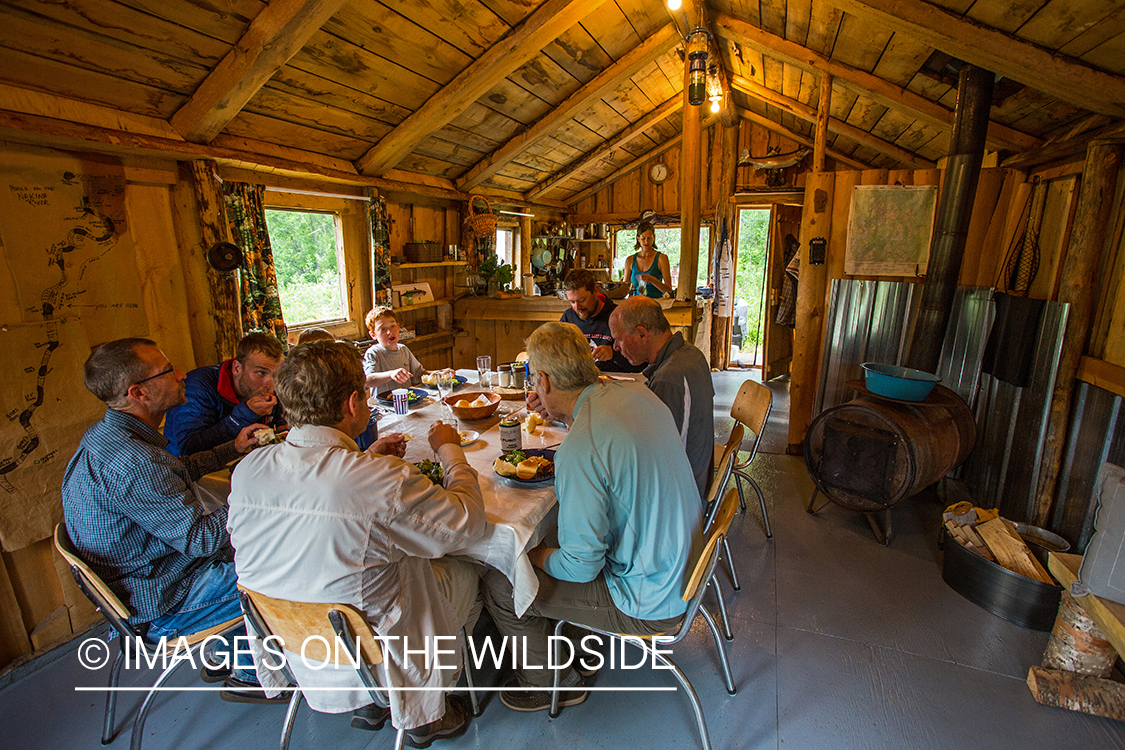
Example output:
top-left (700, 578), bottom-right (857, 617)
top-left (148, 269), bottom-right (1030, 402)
top-left (481, 567), bottom-right (681, 687)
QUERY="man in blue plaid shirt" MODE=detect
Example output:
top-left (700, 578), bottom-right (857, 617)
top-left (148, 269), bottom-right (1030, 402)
top-left (61, 338), bottom-right (277, 703)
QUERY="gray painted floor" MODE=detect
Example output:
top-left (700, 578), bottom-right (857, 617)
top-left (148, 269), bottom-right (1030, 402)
top-left (4, 377), bottom-right (1124, 750)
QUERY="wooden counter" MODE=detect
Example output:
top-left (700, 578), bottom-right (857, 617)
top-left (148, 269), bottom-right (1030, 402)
top-left (452, 295), bottom-right (698, 369)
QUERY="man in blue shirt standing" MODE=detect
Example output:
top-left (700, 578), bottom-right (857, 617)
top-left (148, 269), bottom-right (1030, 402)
top-left (482, 322), bottom-right (703, 712)
top-left (61, 338), bottom-right (275, 702)
top-left (163, 332), bottom-right (285, 456)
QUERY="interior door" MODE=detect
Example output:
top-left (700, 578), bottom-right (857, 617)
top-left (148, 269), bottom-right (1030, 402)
top-left (762, 204), bottom-right (802, 381)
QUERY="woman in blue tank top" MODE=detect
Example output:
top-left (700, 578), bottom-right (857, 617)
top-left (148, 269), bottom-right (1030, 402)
top-left (624, 220), bottom-right (673, 298)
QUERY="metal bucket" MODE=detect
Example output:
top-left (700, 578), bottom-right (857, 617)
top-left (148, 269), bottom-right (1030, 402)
top-left (941, 528), bottom-right (1062, 631)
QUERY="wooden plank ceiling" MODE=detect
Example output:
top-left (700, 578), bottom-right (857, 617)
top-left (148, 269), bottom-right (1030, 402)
top-left (1, 0), bottom-right (1123, 206)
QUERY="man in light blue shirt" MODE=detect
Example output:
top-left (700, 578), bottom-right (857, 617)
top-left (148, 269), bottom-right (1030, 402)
top-left (482, 322), bottom-right (703, 713)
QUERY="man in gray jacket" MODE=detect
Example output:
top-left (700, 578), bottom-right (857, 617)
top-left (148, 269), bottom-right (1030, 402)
top-left (609, 296), bottom-right (715, 498)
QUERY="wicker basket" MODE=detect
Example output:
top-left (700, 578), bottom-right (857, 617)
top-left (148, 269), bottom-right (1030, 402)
top-left (467, 196), bottom-right (498, 239)
top-left (404, 241), bottom-right (442, 263)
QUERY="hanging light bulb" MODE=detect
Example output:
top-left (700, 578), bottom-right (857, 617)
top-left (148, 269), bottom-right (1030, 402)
top-left (710, 98), bottom-right (721, 113)
top-left (667, 0), bottom-right (682, 9)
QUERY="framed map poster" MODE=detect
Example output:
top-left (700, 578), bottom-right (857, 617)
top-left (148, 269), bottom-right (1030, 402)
top-left (845, 185), bottom-right (938, 276)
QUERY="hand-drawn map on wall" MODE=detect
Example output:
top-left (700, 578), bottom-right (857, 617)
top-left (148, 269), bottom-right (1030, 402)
top-left (0, 150), bottom-right (146, 550)
top-left (845, 185), bottom-right (938, 277)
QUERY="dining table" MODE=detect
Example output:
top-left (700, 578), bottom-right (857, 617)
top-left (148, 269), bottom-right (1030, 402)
top-left (193, 369), bottom-right (564, 617)
top-left (374, 369), bottom-right (566, 616)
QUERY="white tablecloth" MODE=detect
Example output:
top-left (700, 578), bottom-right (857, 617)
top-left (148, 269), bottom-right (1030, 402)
top-left (202, 374), bottom-right (560, 616)
top-left (378, 374), bottom-right (561, 616)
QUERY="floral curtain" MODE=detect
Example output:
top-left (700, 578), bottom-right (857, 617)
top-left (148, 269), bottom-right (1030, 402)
top-left (222, 181), bottom-right (288, 350)
top-left (368, 193), bottom-right (392, 305)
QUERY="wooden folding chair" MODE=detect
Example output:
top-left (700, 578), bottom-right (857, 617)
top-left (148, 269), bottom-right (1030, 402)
top-left (547, 488), bottom-right (742, 750)
top-left (715, 379), bottom-right (774, 540)
top-left (54, 525), bottom-right (242, 750)
top-left (238, 586), bottom-right (480, 750)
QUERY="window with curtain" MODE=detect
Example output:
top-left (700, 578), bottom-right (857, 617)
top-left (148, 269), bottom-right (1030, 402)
top-left (264, 208), bottom-right (347, 325)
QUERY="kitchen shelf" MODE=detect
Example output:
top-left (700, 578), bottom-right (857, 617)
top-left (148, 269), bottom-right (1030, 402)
top-left (393, 297), bottom-right (451, 314)
top-left (406, 330), bottom-right (454, 348)
top-left (394, 261), bottom-right (468, 269)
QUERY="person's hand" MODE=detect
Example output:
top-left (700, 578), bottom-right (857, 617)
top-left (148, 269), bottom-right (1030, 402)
top-left (526, 390), bottom-right (549, 418)
top-left (428, 421), bottom-right (460, 452)
top-left (391, 368), bottom-right (412, 384)
top-left (639, 273), bottom-right (656, 285)
top-left (368, 433), bottom-right (406, 457)
top-left (246, 392), bottom-right (277, 416)
top-left (234, 424), bottom-right (268, 453)
top-left (591, 344), bottom-right (614, 362)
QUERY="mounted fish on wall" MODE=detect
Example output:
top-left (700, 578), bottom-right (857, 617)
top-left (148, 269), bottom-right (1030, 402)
top-left (739, 146), bottom-right (811, 187)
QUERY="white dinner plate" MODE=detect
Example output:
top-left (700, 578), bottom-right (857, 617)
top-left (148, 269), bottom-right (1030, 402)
top-left (459, 430), bottom-right (479, 447)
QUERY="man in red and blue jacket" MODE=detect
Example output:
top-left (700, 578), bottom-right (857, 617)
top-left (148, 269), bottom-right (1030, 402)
top-left (164, 332), bottom-right (286, 457)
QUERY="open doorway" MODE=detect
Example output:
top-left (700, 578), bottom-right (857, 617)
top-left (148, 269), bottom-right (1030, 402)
top-left (730, 208), bottom-right (770, 368)
top-left (724, 204), bottom-right (800, 381)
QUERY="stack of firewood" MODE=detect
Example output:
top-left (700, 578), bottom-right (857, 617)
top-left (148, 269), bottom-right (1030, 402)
top-left (942, 502), bottom-right (1054, 584)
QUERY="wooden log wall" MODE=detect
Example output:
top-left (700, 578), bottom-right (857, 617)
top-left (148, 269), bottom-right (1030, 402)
top-left (570, 119), bottom-right (814, 222)
top-left (0, 142), bottom-right (212, 670)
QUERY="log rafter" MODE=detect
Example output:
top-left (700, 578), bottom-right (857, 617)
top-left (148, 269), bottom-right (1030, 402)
top-left (171, 0), bottom-right (349, 144)
top-left (714, 12), bottom-right (1042, 153)
top-left (456, 22), bottom-right (679, 193)
top-left (357, 0), bottom-right (608, 177)
top-left (730, 75), bottom-right (935, 168)
top-left (833, 0), bottom-right (1125, 119)
top-left (737, 109), bottom-right (872, 171)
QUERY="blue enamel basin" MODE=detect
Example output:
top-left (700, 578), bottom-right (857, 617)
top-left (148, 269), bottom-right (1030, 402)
top-left (861, 363), bottom-right (941, 402)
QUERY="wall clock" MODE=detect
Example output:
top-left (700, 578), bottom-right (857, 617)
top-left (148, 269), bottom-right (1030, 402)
top-left (649, 161), bottom-right (670, 185)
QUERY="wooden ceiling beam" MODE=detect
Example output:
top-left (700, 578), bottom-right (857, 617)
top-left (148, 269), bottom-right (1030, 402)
top-left (737, 108), bottom-right (873, 171)
top-left (456, 22), bottom-right (679, 192)
top-left (0, 107), bottom-right (582, 210)
top-left (730, 75), bottom-right (935, 168)
top-left (356, 0), bottom-right (608, 177)
top-left (567, 115), bottom-right (719, 207)
top-left (715, 12), bottom-right (1041, 153)
top-left (523, 95), bottom-right (683, 202)
top-left (170, 0), bottom-right (349, 144)
top-left (833, 0), bottom-right (1125, 119)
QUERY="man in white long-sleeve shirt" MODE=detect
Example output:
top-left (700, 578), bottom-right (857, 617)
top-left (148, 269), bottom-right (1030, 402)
top-left (227, 340), bottom-right (486, 748)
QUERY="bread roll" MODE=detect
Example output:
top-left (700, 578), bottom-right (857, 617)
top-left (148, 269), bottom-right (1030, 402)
top-left (470, 395), bottom-right (491, 408)
top-left (516, 458), bottom-right (541, 480)
top-left (493, 458), bottom-right (518, 477)
top-left (455, 399), bottom-right (472, 408)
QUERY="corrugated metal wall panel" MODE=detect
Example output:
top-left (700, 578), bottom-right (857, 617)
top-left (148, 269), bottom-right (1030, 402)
top-left (815, 279), bottom-right (916, 414)
top-left (995, 303), bottom-right (1069, 521)
top-left (959, 300), bottom-right (1068, 521)
top-left (815, 282), bottom-right (1086, 528)
top-left (937, 288), bottom-right (993, 407)
top-left (1051, 383), bottom-right (1124, 550)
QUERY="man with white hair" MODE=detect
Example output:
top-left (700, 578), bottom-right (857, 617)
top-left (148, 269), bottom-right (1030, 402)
top-left (482, 322), bottom-right (703, 713)
top-left (609, 295), bottom-right (715, 499)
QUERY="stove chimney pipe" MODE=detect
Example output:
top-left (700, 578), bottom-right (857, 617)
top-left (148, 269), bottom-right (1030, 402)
top-left (906, 64), bottom-right (994, 373)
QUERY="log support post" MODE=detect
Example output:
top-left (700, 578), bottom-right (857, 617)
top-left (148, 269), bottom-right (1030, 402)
top-left (188, 160), bottom-right (241, 361)
top-left (678, 34), bottom-right (705, 303)
top-left (813, 74), bottom-right (832, 172)
top-left (1034, 140), bottom-right (1123, 525)
top-left (787, 171), bottom-right (835, 453)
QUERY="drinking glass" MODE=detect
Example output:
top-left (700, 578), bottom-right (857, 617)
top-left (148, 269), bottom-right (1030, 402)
top-left (476, 356), bottom-right (492, 390)
top-left (436, 371), bottom-right (456, 416)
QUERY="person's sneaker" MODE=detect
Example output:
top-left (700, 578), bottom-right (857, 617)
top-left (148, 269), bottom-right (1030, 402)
top-left (405, 696), bottom-right (471, 749)
top-left (499, 673), bottom-right (587, 713)
top-left (218, 675), bottom-right (290, 705)
top-left (199, 664), bottom-right (231, 683)
top-left (350, 703), bottom-right (391, 731)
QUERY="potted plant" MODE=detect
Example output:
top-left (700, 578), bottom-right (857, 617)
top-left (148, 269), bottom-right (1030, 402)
top-left (478, 254), bottom-right (518, 297)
